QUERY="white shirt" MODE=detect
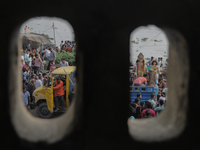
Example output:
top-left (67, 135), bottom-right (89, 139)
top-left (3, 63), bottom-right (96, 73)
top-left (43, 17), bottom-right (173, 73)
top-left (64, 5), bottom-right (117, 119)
top-left (42, 60), bottom-right (46, 70)
top-left (21, 91), bottom-right (30, 105)
top-left (60, 61), bottom-right (69, 67)
top-left (157, 61), bottom-right (161, 67)
top-left (44, 49), bottom-right (50, 57)
top-left (35, 79), bottom-right (43, 89)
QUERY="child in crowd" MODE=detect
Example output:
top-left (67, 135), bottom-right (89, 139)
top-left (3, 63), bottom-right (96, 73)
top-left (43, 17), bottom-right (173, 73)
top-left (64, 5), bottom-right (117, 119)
top-left (42, 57), bottom-right (46, 70)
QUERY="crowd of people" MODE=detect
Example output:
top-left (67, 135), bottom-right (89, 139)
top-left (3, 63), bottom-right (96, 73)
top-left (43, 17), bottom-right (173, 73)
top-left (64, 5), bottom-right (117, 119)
top-left (21, 42), bottom-right (75, 110)
top-left (129, 82), bottom-right (167, 119)
top-left (129, 53), bottom-right (168, 119)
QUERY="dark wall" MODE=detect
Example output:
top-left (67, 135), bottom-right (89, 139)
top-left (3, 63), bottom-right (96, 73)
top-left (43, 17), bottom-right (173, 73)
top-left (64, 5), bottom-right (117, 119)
top-left (1, 0), bottom-right (200, 149)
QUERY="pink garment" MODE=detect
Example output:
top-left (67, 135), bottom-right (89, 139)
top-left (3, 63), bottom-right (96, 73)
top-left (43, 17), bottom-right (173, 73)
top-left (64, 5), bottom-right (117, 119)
top-left (133, 77), bottom-right (147, 85)
top-left (34, 57), bottom-right (42, 67)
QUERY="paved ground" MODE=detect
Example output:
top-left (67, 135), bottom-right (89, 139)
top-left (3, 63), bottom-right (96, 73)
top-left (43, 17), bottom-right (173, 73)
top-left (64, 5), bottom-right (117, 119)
top-left (28, 106), bottom-right (66, 119)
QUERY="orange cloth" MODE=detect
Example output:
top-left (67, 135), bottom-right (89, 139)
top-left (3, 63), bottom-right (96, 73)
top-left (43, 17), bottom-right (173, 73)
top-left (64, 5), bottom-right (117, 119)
top-left (25, 27), bottom-right (27, 31)
top-left (66, 47), bottom-right (72, 52)
top-left (160, 79), bottom-right (166, 87)
top-left (53, 80), bottom-right (65, 97)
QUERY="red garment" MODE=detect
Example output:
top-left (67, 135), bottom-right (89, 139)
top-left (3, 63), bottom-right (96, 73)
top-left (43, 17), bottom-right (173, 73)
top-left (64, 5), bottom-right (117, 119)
top-left (53, 80), bottom-right (65, 97)
top-left (133, 77), bottom-right (147, 85)
top-left (33, 49), bottom-right (36, 53)
top-left (23, 64), bottom-right (29, 68)
top-left (141, 108), bottom-right (155, 118)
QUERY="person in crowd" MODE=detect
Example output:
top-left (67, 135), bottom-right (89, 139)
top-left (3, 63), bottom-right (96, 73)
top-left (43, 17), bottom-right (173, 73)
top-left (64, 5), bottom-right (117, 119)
top-left (23, 61), bottom-right (29, 69)
top-left (154, 99), bottom-right (165, 112)
top-left (133, 74), bottom-right (148, 86)
top-left (26, 79), bottom-right (35, 105)
top-left (159, 92), bottom-right (166, 103)
top-left (21, 86), bottom-right (31, 109)
top-left (147, 94), bottom-right (156, 109)
top-left (35, 75), bottom-right (43, 89)
top-left (147, 56), bottom-right (154, 66)
top-left (22, 79), bottom-right (27, 89)
top-left (66, 45), bottom-right (72, 52)
top-left (53, 77), bottom-right (65, 112)
top-left (27, 44), bottom-right (31, 51)
top-left (30, 74), bottom-right (36, 83)
top-left (140, 101), bottom-right (146, 113)
top-left (56, 46), bottom-right (59, 53)
top-left (41, 57), bottom-right (46, 71)
top-left (47, 47), bottom-right (56, 70)
top-left (141, 101), bottom-right (155, 118)
top-left (34, 54), bottom-right (42, 75)
top-left (157, 57), bottom-right (161, 68)
top-left (60, 58), bottom-right (69, 67)
top-left (160, 57), bottom-right (163, 67)
top-left (28, 69), bottom-right (36, 81)
top-left (68, 88), bottom-right (74, 105)
top-left (24, 49), bottom-right (30, 60)
top-left (64, 41), bottom-right (68, 47)
top-left (25, 53), bottom-right (32, 67)
top-left (31, 57), bottom-right (35, 71)
top-left (142, 110), bottom-right (152, 119)
top-left (162, 83), bottom-right (168, 100)
top-left (41, 48), bottom-right (45, 57)
top-left (132, 98), bottom-right (141, 118)
top-left (42, 73), bottom-right (48, 85)
top-left (129, 99), bottom-right (135, 117)
top-left (165, 59), bottom-right (168, 66)
top-left (23, 49), bottom-right (27, 58)
top-left (60, 41), bottom-right (63, 50)
top-left (137, 93), bottom-right (142, 100)
top-left (72, 45), bottom-right (76, 53)
top-left (20, 59), bottom-right (25, 69)
top-left (22, 68), bottom-right (29, 83)
top-left (44, 46), bottom-right (50, 58)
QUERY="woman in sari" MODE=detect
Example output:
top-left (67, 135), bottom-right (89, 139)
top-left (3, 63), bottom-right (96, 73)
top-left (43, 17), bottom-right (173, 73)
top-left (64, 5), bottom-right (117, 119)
top-left (149, 60), bottom-right (161, 87)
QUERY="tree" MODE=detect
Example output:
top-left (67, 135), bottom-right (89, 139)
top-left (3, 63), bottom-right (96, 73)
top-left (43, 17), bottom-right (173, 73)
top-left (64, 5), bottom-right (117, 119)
top-left (55, 51), bottom-right (75, 66)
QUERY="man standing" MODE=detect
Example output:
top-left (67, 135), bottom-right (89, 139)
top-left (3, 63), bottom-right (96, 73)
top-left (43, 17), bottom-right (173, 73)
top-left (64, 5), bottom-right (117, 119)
top-left (147, 56), bottom-right (154, 66)
top-left (60, 58), bottom-right (69, 67)
top-left (60, 41), bottom-right (63, 50)
top-left (147, 94), bottom-right (156, 109)
top-left (26, 79), bottom-right (35, 105)
top-left (53, 77), bottom-right (65, 112)
top-left (34, 54), bottom-right (42, 75)
top-left (21, 86), bottom-right (31, 109)
top-left (35, 75), bottom-right (43, 89)
top-left (157, 58), bottom-right (161, 68)
top-left (47, 47), bottom-right (56, 70)
top-left (44, 47), bottom-right (50, 58)
top-left (25, 26), bottom-right (27, 34)
top-left (23, 49), bottom-right (27, 58)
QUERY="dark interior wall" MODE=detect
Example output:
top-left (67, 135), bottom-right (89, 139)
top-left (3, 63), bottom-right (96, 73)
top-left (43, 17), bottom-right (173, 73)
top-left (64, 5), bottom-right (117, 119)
top-left (1, 0), bottom-right (200, 149)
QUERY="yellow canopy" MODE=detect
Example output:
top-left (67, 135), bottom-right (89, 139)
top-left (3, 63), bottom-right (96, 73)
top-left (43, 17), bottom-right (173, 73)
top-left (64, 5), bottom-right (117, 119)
top-left (51, 66), bottom-right (76, 75)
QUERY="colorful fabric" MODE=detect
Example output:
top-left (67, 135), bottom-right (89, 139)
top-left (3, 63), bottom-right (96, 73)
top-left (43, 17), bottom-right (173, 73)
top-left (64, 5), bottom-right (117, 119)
top-left (136, 59), bottom-right (146, 77)
top-left (149, 65), bottom-right (159, 86)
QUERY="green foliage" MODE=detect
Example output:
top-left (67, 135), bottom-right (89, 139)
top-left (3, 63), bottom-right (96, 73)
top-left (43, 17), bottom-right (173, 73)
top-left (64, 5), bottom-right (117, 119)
top-left (131, 40), bottom-right (139, 44)
top-left (55, 51), bottom-right (76, 66)
top-left (44, 34), bottom-right (54, 40)
top-left (154, 39), bottom-right (162, 42)
top-left (145, 57), bottom-right (150, 60)
top-left (141, 38), bottom-right (148, 42)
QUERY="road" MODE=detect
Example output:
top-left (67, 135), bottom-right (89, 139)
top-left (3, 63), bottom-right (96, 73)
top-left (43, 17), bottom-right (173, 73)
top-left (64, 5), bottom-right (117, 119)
top-left (28, 106), bottom-right (66, 119)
